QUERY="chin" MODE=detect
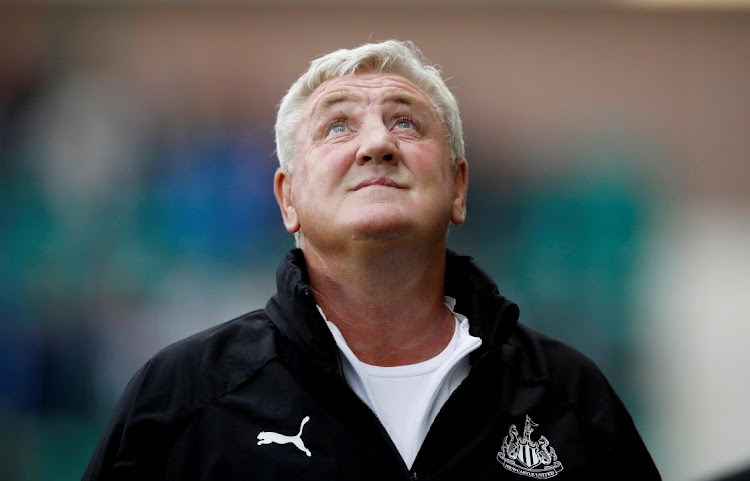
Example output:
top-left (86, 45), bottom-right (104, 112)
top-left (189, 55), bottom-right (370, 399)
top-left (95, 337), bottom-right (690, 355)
top-left (348, 215), bottom-right (413, 242)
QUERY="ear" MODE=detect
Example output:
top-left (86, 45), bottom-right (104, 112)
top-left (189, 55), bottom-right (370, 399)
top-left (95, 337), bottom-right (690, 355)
top-left (450, 157), bottom-right (468, 225)
top-left (274, 168), bottom-right (301, 233)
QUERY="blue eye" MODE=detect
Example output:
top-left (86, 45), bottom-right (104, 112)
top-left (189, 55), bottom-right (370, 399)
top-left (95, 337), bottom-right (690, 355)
top-left (326, 121), bottom-right (347, 136)
top-left (395, 118), bottom-right (415, 130)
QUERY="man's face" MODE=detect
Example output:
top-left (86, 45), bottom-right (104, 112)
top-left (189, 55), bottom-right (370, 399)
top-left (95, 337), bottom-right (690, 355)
top-left (274, 72), bottom-right (467, 251)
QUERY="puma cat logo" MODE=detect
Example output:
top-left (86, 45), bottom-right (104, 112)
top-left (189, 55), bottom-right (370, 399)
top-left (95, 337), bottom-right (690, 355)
top-left (257, 416), bottom-right (312, 457)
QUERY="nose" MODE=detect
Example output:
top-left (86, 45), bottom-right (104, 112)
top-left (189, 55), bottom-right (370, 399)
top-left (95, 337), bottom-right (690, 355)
top-left (356, 122), bottom-right (398, 166)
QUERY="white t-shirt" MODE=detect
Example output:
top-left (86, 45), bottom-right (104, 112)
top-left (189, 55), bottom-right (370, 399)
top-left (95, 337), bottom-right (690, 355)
top-left (321, 297), bottom-right (482, 468)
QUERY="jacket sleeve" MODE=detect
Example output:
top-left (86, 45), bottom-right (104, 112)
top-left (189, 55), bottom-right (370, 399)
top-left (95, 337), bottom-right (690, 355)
top-left (81, 360), bottom-right (183, 481)
top-left (82, 363), bottom-right (144, 480)
top-left (576, 358), bottom-right (661, 479)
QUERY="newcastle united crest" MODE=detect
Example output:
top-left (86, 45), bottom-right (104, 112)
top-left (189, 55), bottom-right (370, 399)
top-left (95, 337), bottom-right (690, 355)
top-left (497, 415), bottom-right (564, 478)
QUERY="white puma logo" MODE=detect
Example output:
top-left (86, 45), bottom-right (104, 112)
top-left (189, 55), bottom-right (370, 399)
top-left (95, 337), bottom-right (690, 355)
top-left (256, 416), bottom-right (312, 457)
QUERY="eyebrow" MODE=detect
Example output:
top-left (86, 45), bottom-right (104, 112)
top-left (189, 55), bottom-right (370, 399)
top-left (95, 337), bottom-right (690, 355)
top-left (316, 92), bottom-right (358, 112)
top-left (311, 90), bottom-right (421, 120)
top-left (382, 91), bottom-right (418, 106)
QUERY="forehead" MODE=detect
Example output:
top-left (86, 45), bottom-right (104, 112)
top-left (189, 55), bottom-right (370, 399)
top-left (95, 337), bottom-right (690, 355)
top-left (303, 73), bottom-right (436, 119)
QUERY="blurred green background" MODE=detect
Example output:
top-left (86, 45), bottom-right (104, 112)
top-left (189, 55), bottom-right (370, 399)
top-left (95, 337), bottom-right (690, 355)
top-left (1, 3), bottom-right (749, 480)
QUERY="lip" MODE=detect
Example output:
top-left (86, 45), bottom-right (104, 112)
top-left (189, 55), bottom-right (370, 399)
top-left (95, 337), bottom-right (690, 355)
top-left (354, 177), bottom-right (402, 191)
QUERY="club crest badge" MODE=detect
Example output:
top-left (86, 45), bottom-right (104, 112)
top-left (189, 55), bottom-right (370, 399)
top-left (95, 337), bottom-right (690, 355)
top-left (496, 415), bottom-right (563, 478)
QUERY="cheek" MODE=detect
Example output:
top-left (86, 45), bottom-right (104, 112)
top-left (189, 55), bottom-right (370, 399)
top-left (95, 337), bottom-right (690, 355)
top-left (406, 144), bottom-right (453, 180)
top-left (314, 144), bottom-right (358, 175)
top-left (291, 147), bottom-right (354, 200)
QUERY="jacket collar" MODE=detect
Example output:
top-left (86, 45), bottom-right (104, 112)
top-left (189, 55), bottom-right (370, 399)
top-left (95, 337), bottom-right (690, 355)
top-left (444, 250), bottom-right (519, 356)
top-left (265, 249), bottom-right (520, 371)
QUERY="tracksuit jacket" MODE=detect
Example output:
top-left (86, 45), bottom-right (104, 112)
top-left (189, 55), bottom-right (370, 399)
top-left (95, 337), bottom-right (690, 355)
top-left (83, 249), bottom-right (661, 480)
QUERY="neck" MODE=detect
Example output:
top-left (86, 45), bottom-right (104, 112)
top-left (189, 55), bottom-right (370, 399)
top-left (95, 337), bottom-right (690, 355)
top-left (301, 238), bottom-right (455, 366)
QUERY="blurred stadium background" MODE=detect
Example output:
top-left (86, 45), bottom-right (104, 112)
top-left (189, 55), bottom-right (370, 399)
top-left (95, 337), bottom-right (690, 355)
top-left (1, 2), bottom-right (749, 480)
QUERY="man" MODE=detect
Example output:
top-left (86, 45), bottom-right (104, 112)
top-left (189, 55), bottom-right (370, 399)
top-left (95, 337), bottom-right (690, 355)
top-left (83, 40), bottom-right (660, 480)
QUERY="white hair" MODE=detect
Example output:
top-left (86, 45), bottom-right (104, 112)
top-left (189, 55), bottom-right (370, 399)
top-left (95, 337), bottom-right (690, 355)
top-left (274, 40), bottom-right (465, 173)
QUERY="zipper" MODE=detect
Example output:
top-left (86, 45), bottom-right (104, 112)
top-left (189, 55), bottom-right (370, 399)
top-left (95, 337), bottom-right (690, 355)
top-left (307, 287), bottom-right (428, 480)
top-left (410, 349), bottom-right (495, 476)
top-left (334, 352), bottom-right (415, 479)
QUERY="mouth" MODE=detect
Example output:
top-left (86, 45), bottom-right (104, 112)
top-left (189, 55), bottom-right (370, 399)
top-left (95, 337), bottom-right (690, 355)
top-left (354, 177), bottom-right (401, 191)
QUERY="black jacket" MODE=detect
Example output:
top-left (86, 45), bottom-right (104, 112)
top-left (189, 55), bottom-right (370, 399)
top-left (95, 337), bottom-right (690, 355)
top-left (83, 249), bottom-right (660, 480)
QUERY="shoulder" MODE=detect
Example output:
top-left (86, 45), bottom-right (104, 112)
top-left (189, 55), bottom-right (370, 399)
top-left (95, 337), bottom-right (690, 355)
top-left (82, 309), bottom-right (281, 479)
top-left (503, 325), bottom-right (650, 450)
top-left (129, 309), bottom-right (279, 417)
top-left (504, 323), bottom-right (604, 385)
top-left (504, 324), bottom-right (630, 433)
top-left (499, 324), bottom-right (660, 475)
